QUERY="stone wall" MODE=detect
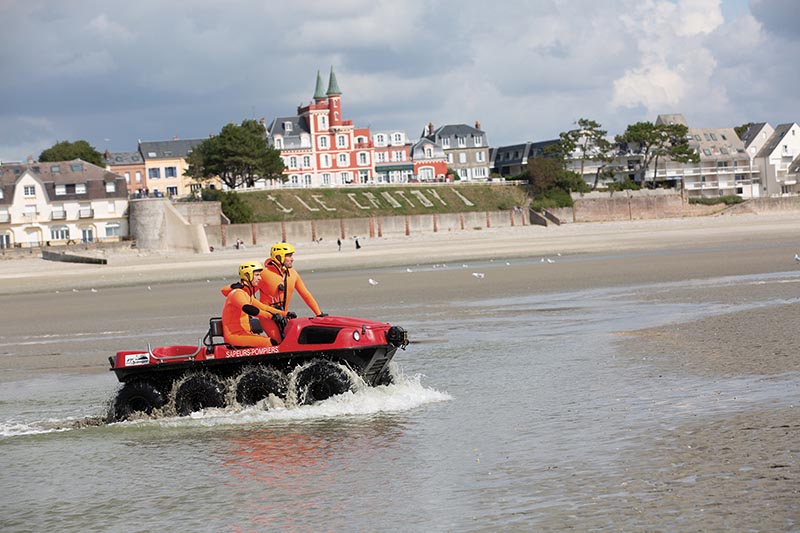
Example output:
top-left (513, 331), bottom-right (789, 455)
top-left (204, 209), bottom-right (528, 248)
top-left (129, 199), bottom-right (210, 253)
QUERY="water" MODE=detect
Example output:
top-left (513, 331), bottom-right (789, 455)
top-left (1, 268), bottom-right (798, 531)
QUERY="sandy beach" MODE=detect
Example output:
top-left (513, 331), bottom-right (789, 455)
top-left (1, 211), bottom-right (798, 528)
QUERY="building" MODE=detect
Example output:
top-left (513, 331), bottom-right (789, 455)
top-left (408, 137), bottom-right (449, 182)
top-left (103, 150), bottom-right (146, 197)
top-left (0, 160), bottom-right (128, 249)
top-left (139, 138), bottom-right (204, 197)
top-left (267, 68), bottom-right (375, 187)
top-left (371, 130), bottom-right (412, 183)
top-left (423, 122), bottom-right (490, 181)
top-left (491, 140), bottom-right (559, 178)
top-left (753, 123), bottom-right (800, 196)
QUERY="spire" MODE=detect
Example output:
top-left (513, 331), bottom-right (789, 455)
top-left (313, 70), bottom-right (326, 100)
top-left (326, 66), bottom-right (342, 96)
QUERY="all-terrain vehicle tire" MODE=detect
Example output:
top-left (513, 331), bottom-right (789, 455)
top-left (112, 380), bottom-right (166, 421)
top-left (174, 373), bottom-right (226, 415)
top-left (235, 366), bottom-right (288, 406)
top-left (295, 360), bottom-right (353, 405)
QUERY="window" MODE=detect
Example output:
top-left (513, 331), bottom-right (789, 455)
top-left (275, 138), bottom-right (284, 149)
top-left (376, 152), bottom-right (387, 163)
top-left (322, 173), bottom-right (331, 185)
top-left (71, 163), bottom-right (83, 171)
top-left (55, 184), bottom-right (66, 196)
top-left (135, 172), bottom-right (142, 183)
top-left (447, 153), bottom-right (453, 164)
top-left (105, 222), bottom-right (121, 238)
top-left (283, 121), bottom-right (293, 132)
top-left (321, 154), bottom-right (332, 168)
top-left (392, 151), bottom-right (405, 162)
top-left (165, 167), bottom-right (177, 178)
top-left (303, 155), bottom-right (311, 168)
top-left (376, 134), bottom-right (385, 145)
top-left (50, 225), bottom-right (69, 240)
top-left (0, 232), bottom-right (10, 249)
top-left (457, 136), bottom-right (466, 147)
top-left (459, 153), bottom-right (467, 163)
top-left (319, 137), bottom-right (328, 149)
top-left (337, 153), bottom-right (349, 166)
top-left (358, 153), bottom-right (368, 165)
top-left (0, 189), bottom-right (3, 200)
top-left (24, 204), bottom-right (37, 216)
top-left (51, 165), bottom-right (61, 173)
top-left (703, 149), bottom-right (712, 156)
top-left (303, 175), bottom-right (312, 186)
top-left (337, 135), bottom-right (347, 148)
top-left (105, 181), bottom-right (116, 193)
top-left (166, 187), bottom-right (177, 197)
top-left (393, 133), bottom-right (403, 144)
top-left (24, 185), bottom-right (35, 196)
top-left (107, 201), bottom-right (116, 213)
top-left (441, 138), bottom-right (450, 148)
top-left (474, 136), bottom-right (483, 146)
top-left (291, 175), bottom-right (299, 185)
top-left (76, 184), bottom-right (87, 194)
top-left (147, 152), bottom-right (157, 158)
top-left (340, 172), bottom-right (351, 184)
top-left (476, 151), bottom-right (486, 163)
top-left (149, 168), bottom-right (161, 179)
top-left (289, 156), bottom-right (298, 168)
top-left (124, 172), bottom-right (130, 183)
top-left (318, 115), bottom-right (327, 129)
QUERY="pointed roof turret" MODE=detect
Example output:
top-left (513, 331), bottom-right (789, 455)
top-left (313, 70), bottom-right (326, 100)
top-left (326, 66), bottom-right (342, 96)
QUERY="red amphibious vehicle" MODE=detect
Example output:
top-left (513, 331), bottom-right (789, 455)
top-left (108, 315), bottom-right (408, 421)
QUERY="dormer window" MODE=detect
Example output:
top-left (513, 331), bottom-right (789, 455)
top-left (76, 183), bottom-right (87, 194)
top-left (393, 133), bottom-right (403, 144)
top-left (283, 121), bottom-right (293, 132)
top-left (474, 135), bottom-right (483, 146)
top-left (51, 165), bottom-right (61, 173)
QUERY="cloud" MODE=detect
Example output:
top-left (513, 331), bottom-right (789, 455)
top-left (0, 0), bottom-right (796, 161)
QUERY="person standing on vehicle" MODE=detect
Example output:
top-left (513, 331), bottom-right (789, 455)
top-left (222, 261), bottom-right (287, 347)
top-left (257, 242), bottom-right (325, 339)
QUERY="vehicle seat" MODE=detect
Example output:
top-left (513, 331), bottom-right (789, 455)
top-left (203, 317), bottom-right (225, 351)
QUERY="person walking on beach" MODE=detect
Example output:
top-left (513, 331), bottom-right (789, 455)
top-left (221, 261), bottom-right (287, 347)
top-left (355, 237), bottom-right (361, 250)
top-left (337, 238), bottom-right (341, 251)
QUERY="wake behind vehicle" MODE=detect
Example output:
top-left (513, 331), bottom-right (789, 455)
top-left (108, 315), bottom-right (408, 421)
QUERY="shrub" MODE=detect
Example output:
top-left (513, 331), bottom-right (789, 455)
top-left (689, 195), bottom-right (744, 206)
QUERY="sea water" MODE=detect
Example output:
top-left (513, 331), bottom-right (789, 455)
top-left (1, 266), bottom-right (798, 531)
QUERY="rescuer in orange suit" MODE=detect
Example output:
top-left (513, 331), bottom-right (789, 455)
top-left (222, 261), bottom-right (287, 347)
top-left (256, 242), bottom-right (325, 340)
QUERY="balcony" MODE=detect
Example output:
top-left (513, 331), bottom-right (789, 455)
top-left (78, 208), bottom-right (94, 219)
top-left (51, 210), bottom-right (67, 220)
top-left (0, 212), bottom-right (10, 223)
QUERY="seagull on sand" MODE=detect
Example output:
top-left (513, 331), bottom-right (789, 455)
top-left (472, 272), bottom-right (485, 279)
top-left (795, 254), bottom-right (800, 262)
top-left (368, 278), bottom-right (379, 286)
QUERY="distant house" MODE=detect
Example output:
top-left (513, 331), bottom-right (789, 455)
top-left (372, 130), bottom-right (413, 183)
top-left (753, 123), bottom-right (800, 196)
top-left (0, 159), bottom-right (128, 249)
top-left (139, 138), bottom-right (204, 198)
top-left (103, 150), bottom-right (146, 197)
top-left (491, 140), bottom-right (559, 178)
top-left (266, 68), bottom-right (375, 187)
top-left (422, 122), bottom-right (490, 181)
top-left (409, 137), bottom-right (448, 182)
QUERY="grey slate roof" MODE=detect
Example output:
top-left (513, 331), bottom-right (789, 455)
top-left (139, 138), bottom-right (204, 159)
top-left (755, 123), bottom-right (796, 158)
top-left (739, 122), bottom-right (768, 146)
top-left (266, 116), bottom-right (312, 150)
top-left (104, 151), bottom-right (143, 166)
top-left (0, 159), bottom-right (127, 205)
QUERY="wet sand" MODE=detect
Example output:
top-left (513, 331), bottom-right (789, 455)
top-left (2, 212), bottom-right (799, 528)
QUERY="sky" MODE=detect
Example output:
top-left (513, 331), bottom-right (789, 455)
top-left (1, 0), bottom-right (798, 162)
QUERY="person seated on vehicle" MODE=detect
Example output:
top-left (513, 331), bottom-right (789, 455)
top-left (222, 261), bottom-right (288, 347)
top-left (256, 242), bottom-right (325, 339)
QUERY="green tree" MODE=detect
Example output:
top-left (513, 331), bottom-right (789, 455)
top-left (200, 188), bottom-right (253, 223)
top-left (185, 119), bottom-right (285, 189)
top-left (615, 122), bottom-right (698, 187)
top-left (39, 140), bottom-right (103, 166)
top-left (558, 118), bottom-right (617, 189)
top-left (734, 122), bottom-right (752, 140)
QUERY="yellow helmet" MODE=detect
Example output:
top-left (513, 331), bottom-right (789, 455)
top-left (238, 260), bottom-right (263, 282)
top-left (270, 242), bottom-right (295, 265)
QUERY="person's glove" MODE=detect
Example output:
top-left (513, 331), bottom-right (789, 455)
top-left (272, 313), bottom-right (288, 329)
top-left (286, 311), bottom-right (297, 319)
top-left (316, 313), bottom-right (328, 317)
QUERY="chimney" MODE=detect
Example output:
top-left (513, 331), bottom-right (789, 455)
top-left (259, 117), bottom-right (265, 125)
top-left (104, 149), bottom-right (110, 159)
top-left (428, 122), bottom-right (434, 136)
top-left (27, 155), bottom-right (34, 164)
top-left (475, 120), bottom-right (481, 130)
top-left (172, 135), bottom-right (180, 140)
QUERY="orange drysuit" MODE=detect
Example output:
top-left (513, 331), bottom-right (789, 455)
top-left (221, 286), bottom-right (285, 347)
top-left (256, 259), bottom-right (322, 339)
